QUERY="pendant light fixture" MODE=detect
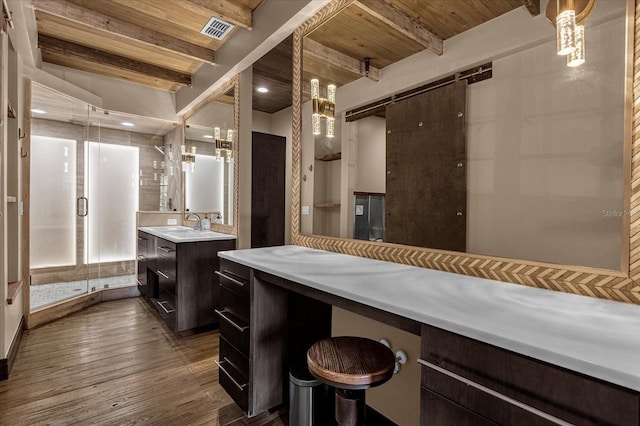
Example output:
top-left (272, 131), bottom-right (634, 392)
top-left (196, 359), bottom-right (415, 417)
top-left (556, 0), bottom-right (576, 56)
top-left (546, 0), bottom-right (595, 68)
top-left (214, 127), bottom-right (234, 162)
top-left (311, 79), bottom-right (336, 138)
top-left (567, 24), bottom-right (585, 67)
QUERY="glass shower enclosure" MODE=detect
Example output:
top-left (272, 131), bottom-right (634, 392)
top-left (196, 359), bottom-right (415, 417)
top-left (29, 83), bottom-right (169, 311)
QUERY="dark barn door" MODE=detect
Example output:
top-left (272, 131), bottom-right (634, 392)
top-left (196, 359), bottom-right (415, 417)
top-left (385, 81), bottom-right (467, 251)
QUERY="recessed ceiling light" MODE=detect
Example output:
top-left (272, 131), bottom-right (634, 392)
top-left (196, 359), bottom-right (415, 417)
top-left (31, 109), bottom-right (46, 114)
top-left (256, 87), bottom-right (269, 93)
top-left (121, 122), bottom-right (135, 127)
top-left (203, 134), bottom-right (214, 139)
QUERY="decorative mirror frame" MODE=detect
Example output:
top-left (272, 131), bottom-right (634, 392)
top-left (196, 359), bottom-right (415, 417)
top-left (291, 0), bottom-right (640, 304)
top-left (182, 75), bottom-right (240, 236)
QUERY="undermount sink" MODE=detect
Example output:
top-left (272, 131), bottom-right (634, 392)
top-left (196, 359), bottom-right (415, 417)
top-left (137, 226), bottom-right (236, 243)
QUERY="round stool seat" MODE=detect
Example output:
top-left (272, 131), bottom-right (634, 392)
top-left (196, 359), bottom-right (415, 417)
top-left (307, 336), bottom-right (395, 391)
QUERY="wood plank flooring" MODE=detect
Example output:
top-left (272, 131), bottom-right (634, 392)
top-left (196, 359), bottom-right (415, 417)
top-left (0, 298), bottom-right (287, 426)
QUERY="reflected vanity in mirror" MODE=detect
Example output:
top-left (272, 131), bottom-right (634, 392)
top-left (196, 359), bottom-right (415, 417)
top-left (182, 78), bottom-right (239, 233)
top-left (293, 0), bottom-right (639, 303)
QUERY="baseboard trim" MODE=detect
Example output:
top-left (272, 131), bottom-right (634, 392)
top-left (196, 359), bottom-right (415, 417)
top-left (0, 315), bottom-right (26, 380)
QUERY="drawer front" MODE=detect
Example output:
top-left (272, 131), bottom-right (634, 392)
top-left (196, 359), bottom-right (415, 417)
top-left (220, 258), bottom-right (250, 280)
top-left (217, 309), bottom-right (249, 355)
top-left (218, 356), bottom-right (249, 414)
top-left (158, 273), bottom-right (176, 296)
top-left (421, 324), bottom-right (640, 426)
top-left (220, 335), bottom-right (249, 379)
top-left (219, 284), bottom-right (249, 323)
top-left (156, 239), bottom-right (176, 256)
top-left (156, 288), bottom-right (176, 329)
top-left (137, 257), bottom-right (147, 285)
top-left (216, 268), bottom-right (249, 300)
top-left (421, 387), bottom-right (497, 426)
top-left (137, 232), bottom-right (148, 249)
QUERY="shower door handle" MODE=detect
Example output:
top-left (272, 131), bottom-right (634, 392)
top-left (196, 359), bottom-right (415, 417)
top-left (77, 197), bottom-right (88, 217)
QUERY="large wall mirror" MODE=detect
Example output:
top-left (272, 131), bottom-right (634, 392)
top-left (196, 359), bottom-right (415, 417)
top-left (292, 0), bottom-right (640, 304)
top-left (182, 77), bottom-right (239, 234)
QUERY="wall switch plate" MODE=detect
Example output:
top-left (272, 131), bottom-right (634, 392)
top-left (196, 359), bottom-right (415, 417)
top-left (167, 218), bottom-right (177, 225)
top-left (302, 206), bottom-right (310, 215)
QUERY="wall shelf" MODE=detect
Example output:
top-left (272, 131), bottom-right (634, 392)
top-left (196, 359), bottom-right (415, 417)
top-left (315, 152), bottom-right (341, 161)
top-left (7, 281), bottom-right (23, 305)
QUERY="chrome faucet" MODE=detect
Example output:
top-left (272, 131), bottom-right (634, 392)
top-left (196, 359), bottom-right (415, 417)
top-left (185, 212), bottom-right (202, 231)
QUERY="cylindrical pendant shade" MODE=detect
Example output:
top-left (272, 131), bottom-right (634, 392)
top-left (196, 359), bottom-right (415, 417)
top-left (326, 117), bottom-right (335, 138)
top-left (567, 24), bottom-right (585, 67)
top-left (311, 79), bottom-right (320, 100)
top-left (556, 9), bottom-right (576, 55)
top-left (312, 114), bottom-right (321, 135)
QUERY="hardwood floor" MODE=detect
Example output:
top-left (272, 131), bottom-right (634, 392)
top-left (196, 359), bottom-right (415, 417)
top-left (0, 298), bottom-right (287, 426)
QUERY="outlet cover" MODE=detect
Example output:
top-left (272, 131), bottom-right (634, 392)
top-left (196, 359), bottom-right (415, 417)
top-left (302, 206), bottom-right (310, 215)
top-left (167, 218), bottom-right (178, 225)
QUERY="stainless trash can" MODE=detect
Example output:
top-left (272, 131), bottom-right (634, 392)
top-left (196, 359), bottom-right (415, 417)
top-left (289, 363), bottom-right (332, 425)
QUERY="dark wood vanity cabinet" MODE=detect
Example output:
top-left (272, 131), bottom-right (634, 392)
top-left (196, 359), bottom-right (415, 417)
top-left (138, 232), bottom-right (235, 333)
top-left (419, 324), bottom-right (640, 425)
top-left (216, 259), bottom-right (331, 417)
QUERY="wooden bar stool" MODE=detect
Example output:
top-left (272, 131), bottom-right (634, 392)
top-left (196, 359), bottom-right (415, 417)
top-left (307, 336), bottom-right (395, 426)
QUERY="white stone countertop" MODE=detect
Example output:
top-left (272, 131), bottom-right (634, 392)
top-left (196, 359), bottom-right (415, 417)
top-left (139, 226), bottom-right (237, 243)
top-left (219, 245), bottom-right (640, 392)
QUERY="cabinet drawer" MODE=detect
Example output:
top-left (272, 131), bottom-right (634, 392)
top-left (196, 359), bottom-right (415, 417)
top-left (220, 258), bottom-right (250, 280)
top-left (157, 240), bottom-right (176, 257)
top-left (156, 289), bottom-right (176, 329)
top-left (216, 268), bottom-right (249, 300)
top-left (219, 284), bottom-right (249, 323)
top-left (220, 335), bottom-right (249, 379)
top-left (421, 324), bottom-right (640, 425)
top-left (216, 307), bottom-right (249, 355)
top-left (421, 387), bottom-right (497, 426)
top-left (137, 232), bottom-right (148, 248)
top-left (217, 356), bottom-right (249, 414)
top-left (158, 274), bottom-right (176, 296)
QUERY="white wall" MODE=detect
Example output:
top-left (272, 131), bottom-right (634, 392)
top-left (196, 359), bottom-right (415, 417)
top-left (42, 63), bottom-right (179, 122)
top-left (252, 110), bottom-right (272, 134)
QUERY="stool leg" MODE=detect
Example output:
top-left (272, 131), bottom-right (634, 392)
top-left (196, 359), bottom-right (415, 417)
top-left (335, 388), bottom-right (365, 426)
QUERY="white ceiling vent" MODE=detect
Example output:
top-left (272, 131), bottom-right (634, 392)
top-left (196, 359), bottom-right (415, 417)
top-left (200, 17), bottom-right (234, 40)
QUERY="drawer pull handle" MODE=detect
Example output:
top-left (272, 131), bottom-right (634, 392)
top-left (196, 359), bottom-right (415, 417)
top-left (215, 309), bottom-right (249, 332)
top-left (417, 359), bottom-right (574, 426)
top-left (158, 246), bottom-right (173, 253)
top-left (136, 279), bottom-right (146, 286)
top-left (137, 255), bottom-right (145, 261)
top-left (215, 270), bottom-right (245, 287)
top-left (215, 360), bottom-right (247, 391)
top-left (157, 270), bottom-right (170, 279)
top-left (137, 236), bottom-right (146, 241)
top-left (157, 301), bottom-right (175, 314)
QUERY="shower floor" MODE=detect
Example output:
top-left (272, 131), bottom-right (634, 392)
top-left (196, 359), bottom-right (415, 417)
top-left (31, 275), bottom-right (136, 311)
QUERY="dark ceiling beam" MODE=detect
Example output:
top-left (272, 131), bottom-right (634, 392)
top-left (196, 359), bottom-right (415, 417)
top-left (38, 35), bottom-right (192, 86)
top-left (304, 38), bottom-right (380, 82)
top-left (522, 0), bottom-right (541, 16)
top-left (352, 0), bottom-right (443, 56)
top-left (186, 0), bottom-right (253, 30)
top-left (32, 0), bottom-right (215, 63)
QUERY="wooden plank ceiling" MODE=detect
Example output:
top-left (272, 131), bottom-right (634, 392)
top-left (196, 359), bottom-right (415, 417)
top-left (31, 0), bottom-right (539, 114)
top-left (301, 0), bottom-right (538, 101)
top-left (33, 0), bottom-right (263, 92)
